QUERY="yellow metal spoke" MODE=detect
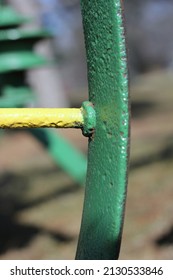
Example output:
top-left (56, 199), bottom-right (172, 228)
top-left (0, 108), bottom-right (83, 128)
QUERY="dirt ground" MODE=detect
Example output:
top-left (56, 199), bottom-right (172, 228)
top-left (0, 70), bottom-right (173, 260)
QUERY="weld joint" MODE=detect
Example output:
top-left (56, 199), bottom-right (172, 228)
top-left (81, 101), bottom-right (96, 137)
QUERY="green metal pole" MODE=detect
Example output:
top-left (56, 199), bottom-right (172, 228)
top-left (76, 0), bottom-right (130, 259)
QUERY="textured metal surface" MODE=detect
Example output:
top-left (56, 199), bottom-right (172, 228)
top-left (0, 108), bottom-right (84, 128)
top-left (82, 101), bottom-right (96, 137)
top-left (76, 0), bottom-right (130, 259)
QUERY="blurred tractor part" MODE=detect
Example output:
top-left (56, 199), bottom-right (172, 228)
top-left (0, 2), bottom-right (87, 184)
top-left (6, 0), bottom-right (70, 108)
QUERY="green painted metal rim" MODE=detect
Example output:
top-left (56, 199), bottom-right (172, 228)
top-left (0, 52), bottom-right (50, 73)
top-left (76, 0), bottom-right (130, 259)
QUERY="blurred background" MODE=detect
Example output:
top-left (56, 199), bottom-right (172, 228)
top-left (0, 0), bottom-right (173, 259)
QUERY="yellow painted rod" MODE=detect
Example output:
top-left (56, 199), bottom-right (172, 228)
top-left (0, 108), bottom-right (84, 129)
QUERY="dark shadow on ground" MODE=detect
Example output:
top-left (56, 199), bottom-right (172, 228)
top-left (0, 170), bottom-right (79, 254)
top-left (155, 225), bottom-right (173, 246)
top-left (0, 214), bottom-right (75, 254)
top-left (131, 100), bottom-right (156, 118)
top-left (17, 183), bottom-right (80, 211)
top-left (130, 139), bottom-right (173, 170)
top-left (0, 170), bottom-right (80, 212)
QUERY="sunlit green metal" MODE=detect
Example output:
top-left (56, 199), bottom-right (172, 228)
top-left (76, 0), bottom-right (130, 259)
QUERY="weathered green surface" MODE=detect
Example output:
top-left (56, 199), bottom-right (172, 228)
top-left (76, 0), bottom-right (130, 259)
top-left (82, 101), bottom-right (96, 137)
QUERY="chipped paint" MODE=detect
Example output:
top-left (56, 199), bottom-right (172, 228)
top-left (0, 108), bottom-right (84, 128)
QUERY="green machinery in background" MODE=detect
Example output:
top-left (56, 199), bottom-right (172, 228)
top-left (0, 2), bottom-right (87, 184)
top-left (0, 0), bottom-right (130, 259)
